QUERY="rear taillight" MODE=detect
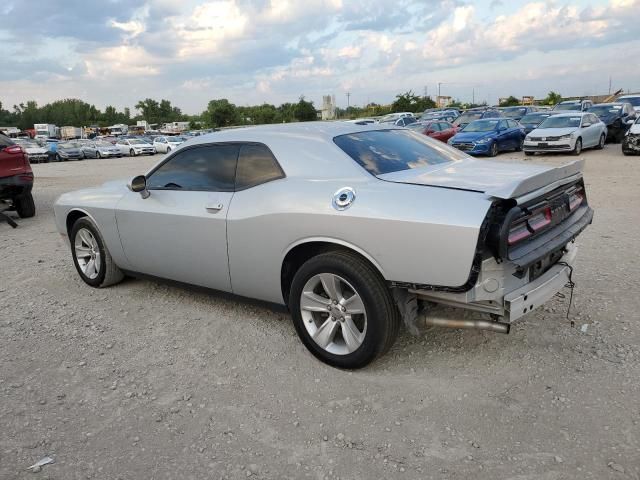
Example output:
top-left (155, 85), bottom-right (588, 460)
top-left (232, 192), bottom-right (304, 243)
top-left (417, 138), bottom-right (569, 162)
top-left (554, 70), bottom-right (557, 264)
top-left (569, 190), bottom-right (584, 211)
top-left (508, 221), bottom-right (531, 245)
top-left (528, 207), bottom-right (552, 232)
top-left (4, 145), bottom-right (23, 154)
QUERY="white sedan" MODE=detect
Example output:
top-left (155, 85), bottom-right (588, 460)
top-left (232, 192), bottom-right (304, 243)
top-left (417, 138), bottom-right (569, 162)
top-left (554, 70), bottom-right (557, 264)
top-left (116, 138), bottom-right (156, 157)
top-left (153, 136), bottom-right (188, 153)
top-left (524, 112), bottom-right (607, 155)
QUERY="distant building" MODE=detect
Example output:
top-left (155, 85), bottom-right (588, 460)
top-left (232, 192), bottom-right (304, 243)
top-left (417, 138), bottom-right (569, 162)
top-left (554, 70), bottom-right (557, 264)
top-left (321, 95), bottom-right (336, 120)
top-left (436, 96), bottom-right (452, 108)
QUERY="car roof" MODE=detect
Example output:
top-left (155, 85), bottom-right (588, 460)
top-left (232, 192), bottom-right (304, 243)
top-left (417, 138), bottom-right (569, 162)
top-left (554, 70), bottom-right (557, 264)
top-left (188, 121), bottom-right (402, 145)
top-left (591, 102), bottom-right (624, 107)
top-left (551, 112), bottom-right (588, 117)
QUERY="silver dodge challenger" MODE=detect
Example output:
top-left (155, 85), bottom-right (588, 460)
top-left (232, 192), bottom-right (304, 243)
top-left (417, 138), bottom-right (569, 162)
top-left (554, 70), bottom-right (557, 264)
top-left (54, 122), bottom-right (593, 368)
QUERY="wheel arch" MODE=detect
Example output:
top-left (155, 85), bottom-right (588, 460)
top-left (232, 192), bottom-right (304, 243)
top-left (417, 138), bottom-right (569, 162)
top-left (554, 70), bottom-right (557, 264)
top-left (280, 238), bottom-right (386, 305)
top-left (65, 208), bottom-right (97, 236)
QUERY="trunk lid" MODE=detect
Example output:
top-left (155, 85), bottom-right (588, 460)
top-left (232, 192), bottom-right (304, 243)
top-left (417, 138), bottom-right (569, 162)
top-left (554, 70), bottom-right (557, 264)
top-left (377, 157), bottom-right (584, 199)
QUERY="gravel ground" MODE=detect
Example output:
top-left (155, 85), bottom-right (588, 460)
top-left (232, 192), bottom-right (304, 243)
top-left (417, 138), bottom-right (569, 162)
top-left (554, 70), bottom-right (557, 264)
top-left (1, 145), bottom-right (639, 480)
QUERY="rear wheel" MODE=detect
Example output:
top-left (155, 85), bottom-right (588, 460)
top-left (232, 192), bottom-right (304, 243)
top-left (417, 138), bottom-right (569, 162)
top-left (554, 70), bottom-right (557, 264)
top-left (70, 217), bottom-right (124, 288)
top-left (572, 138), bottom-right (582, 156)
top-left (14, 192), bottom-right (35, 218)
top-left (289, 251), bottom-right (400, 369)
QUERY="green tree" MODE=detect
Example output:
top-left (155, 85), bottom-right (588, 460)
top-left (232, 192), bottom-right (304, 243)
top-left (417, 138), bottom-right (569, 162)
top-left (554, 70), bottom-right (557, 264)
top-left (499, 96), bottom-right (520, 107)
top-left (293, 96), bottom-right (317, 122)
top-left (543, 91), bottom-right (562, 106)
top-left (391, 91), bottom-right (436, 114)
top-left (135, 98), bottom-right (161, 123)
top-left (202, 99), bottom-right (238, 128)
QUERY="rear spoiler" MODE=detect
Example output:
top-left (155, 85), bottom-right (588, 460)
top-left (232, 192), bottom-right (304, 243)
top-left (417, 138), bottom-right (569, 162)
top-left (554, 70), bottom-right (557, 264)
top-left (486, 159), bottom-right (585, 200)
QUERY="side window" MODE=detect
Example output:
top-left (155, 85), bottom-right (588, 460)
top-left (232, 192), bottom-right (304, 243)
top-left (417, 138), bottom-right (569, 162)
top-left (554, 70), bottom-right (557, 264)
top-left (499, 120), bottom-right (508, 130)
top-left (147, 144), bottom-right (239, 191)
top-left (235, 143), bottom-right (285, 190)
top-left (0, 134), bottom-right (15, 148)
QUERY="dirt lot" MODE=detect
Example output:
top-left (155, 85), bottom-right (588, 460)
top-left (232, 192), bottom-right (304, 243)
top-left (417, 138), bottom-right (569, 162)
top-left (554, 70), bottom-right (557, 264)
top-left (1, 145), bottom-right (639, 480)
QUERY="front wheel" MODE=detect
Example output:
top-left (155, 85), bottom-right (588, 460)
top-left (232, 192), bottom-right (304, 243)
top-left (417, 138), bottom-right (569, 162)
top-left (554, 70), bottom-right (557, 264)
top-left (96, 151), bottom-right (102, 159)
top-left (289, 250), bottom-right (400, 369)
top-left (70, 217), bottom-right (124, 288)
top-left (596, 133), bottom-right (605, 150)
top-left (515, 138), bottom-right (524, 152)
top-left (572, 138), bottom-right (582, 156)
top-left (130, 149), bottom-right (136, 157)
top-left (488, 142), bottom-right (499, 157)
top-left (525, 151), bottom-right (534, 156)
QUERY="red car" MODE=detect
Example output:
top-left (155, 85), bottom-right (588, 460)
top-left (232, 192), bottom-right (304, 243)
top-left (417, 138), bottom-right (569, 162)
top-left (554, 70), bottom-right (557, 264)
top-left (408, 120), bottom-right (458, 143)
top-left (0, 133), bottom-right (35, 218)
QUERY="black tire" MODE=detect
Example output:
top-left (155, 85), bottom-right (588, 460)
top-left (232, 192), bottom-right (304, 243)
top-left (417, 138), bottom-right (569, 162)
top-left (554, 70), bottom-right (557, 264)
top-left (525, 151), bottom-right (534, 156)
top-left (488, 141), bottom-right (498, 157)
top-left (166, 147), bottom-right (171, 153)
top-left (70, 217), bottom-right (124, 288)
top-left (515, 137), bottom-right (524, 152)
top-left (14, 192), bottom-right (35, 218)
top-left (289, 250), bottom-right (400, 369)
top-left (596, 133), bottom-right (605, 150)
top-left (130, 149), bottom-right (136, 157)
top-left (79, 152), bottom-right (85, 160)
top-left (96, 151), bottom-right (102, 159)
top-left (56, 154), bottom-right (63, 162)
top-left (572, 138), bottom-right (582, 156)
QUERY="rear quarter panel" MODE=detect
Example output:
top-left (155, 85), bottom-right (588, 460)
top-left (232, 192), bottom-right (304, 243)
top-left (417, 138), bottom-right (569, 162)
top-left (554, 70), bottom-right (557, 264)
top-left (227, 176), bottom-right (492, 304)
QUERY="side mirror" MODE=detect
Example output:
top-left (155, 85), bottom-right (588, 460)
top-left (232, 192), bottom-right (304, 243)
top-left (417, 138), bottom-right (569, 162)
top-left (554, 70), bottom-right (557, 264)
top-left (128, 175), bottom-right (150, 199)
top-left (582, 123), bottom-right (591, 127)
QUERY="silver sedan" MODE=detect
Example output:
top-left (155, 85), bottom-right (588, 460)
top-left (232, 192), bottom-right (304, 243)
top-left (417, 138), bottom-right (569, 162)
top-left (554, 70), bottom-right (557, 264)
top-left (54, 122), bottom-right (593, 368)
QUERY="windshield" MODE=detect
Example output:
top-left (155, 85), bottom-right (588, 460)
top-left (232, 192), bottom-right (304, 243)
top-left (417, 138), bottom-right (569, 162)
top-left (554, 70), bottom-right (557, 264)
top-left (588, 105), bottom-right (622, 116)
top-left (618, 97), bottom-right (640, 107)
top-left (502, 107), bottom-right (526, 118)
top-left (378, 114), bottom-right (400, 123)
top-left (539, 116), bottom-right (582, 128)
top-left (462, 119), bottom-right (499, 132)
top-left (15, 139), bottom-right (38, 147)
top-left (407, 122), bottom-right (427, 131)
top-left (172, 136), bottom-right (188, 142)
top-left (129, 139), bottom-right (146, 145)
top-left (520, 114), bottom-right (549, 124)
top-left (554, 103), bottom-right (581, 111)
top-left (453, 112), bottom-right (482, 125)
top-left (333, 129), bottom-right (460, 176)
top-left (96, 141), bottom-right (113, 147)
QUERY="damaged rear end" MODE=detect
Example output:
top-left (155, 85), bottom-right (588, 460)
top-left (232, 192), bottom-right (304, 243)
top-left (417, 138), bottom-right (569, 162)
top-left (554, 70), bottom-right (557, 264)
top-left (391, 159), bottom-right (594, 334)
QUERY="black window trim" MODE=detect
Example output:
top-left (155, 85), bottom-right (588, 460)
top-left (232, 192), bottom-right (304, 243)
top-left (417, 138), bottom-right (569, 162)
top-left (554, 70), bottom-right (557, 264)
top-left (145, 141), bottom-right (286, 193)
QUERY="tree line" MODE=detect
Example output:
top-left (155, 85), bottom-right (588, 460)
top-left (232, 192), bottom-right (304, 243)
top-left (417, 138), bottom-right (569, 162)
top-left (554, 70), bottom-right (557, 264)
top-left (0, 91), bottom-right (567, 132)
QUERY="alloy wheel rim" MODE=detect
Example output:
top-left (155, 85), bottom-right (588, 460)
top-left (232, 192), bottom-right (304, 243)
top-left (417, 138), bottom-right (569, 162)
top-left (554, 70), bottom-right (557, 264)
top-left (74, 228), bottom-right (101, 280)
top-left (576, 140), bottom-right (582, 154)
top-left (300, 273), bottom-right (367, 355)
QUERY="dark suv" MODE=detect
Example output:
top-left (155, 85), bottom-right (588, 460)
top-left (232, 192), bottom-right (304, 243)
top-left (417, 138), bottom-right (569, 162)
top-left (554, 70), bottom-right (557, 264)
top-left (0, 133), bottom-right (35, 218)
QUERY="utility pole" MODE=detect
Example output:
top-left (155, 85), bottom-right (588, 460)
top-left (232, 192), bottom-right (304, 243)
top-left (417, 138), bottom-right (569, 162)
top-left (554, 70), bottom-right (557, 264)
top-left (609, 76), bottom-right (612, 95)
top-left (346, 92), bottom-right (351, 110)
top-left (472, 87), bottom-right (475, 105)
top-left (423, 85), bottom-right (428, 98)
top-left (438, 82), bottom-right (442, 97)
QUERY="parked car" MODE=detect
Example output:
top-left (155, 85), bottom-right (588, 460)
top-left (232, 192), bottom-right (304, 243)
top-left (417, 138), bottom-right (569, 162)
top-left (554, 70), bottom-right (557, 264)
top-left (153, 136), bottom-right (188, 153)
top-left (378, 112), bottom-right (414, 124)
top-left (407, 120), bottom-right (458, 143)
top-left (519, 112), bottom-right (558, 134)
top-left (53, 123), bottom-right (593, 368)
top-left (56, 141), bottom-right (84, 161)
top-left (81, 141), bottom-right (123, 159)
top-left (0, 133), bottom-right (35, 218)
top-left (553, 100), bottom-right (593, 112)
top-left (524, 112), bottom-right (606, 155)
top-left (616, 94), bottom-right (640, 114)
top-left (419, 111), bottom-right (457, 123)
top-left (448, 118), bottom-right (524, 156)
top-left (452, 108), bottom-right (502, 129)
top-left (622, 117), bottom-right (640, 155)
top-left (45, 139), bottom-right (59, 162)
top-left (116, 138), bottom-right (155, 156)
top-left (499, 106), bottom-right (537, 121)
top-left (587, 103), bottom-right (636, 142)
top-left (14, 138), bottom-right (49, 163)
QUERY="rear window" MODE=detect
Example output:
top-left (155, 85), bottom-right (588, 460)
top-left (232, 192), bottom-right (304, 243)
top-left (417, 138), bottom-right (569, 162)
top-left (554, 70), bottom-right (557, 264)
top-left (0, 134), bottom-right (15, 148)
top-left (333, 130), bottom-right (460, 176)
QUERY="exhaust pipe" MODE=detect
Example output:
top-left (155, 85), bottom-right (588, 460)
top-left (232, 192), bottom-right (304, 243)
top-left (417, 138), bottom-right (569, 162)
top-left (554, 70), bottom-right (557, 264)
top-left (422, 316), bottom-right (510, 334)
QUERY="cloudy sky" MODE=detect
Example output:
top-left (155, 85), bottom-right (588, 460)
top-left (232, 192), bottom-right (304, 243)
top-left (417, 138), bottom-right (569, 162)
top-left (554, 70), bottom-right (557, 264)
top-left (1, 0), bottom-right (639, 114)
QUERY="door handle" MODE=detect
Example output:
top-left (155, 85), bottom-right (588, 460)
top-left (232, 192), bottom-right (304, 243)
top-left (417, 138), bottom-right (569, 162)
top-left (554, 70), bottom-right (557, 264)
top-left (205, 203), bottom-right (223, 213)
